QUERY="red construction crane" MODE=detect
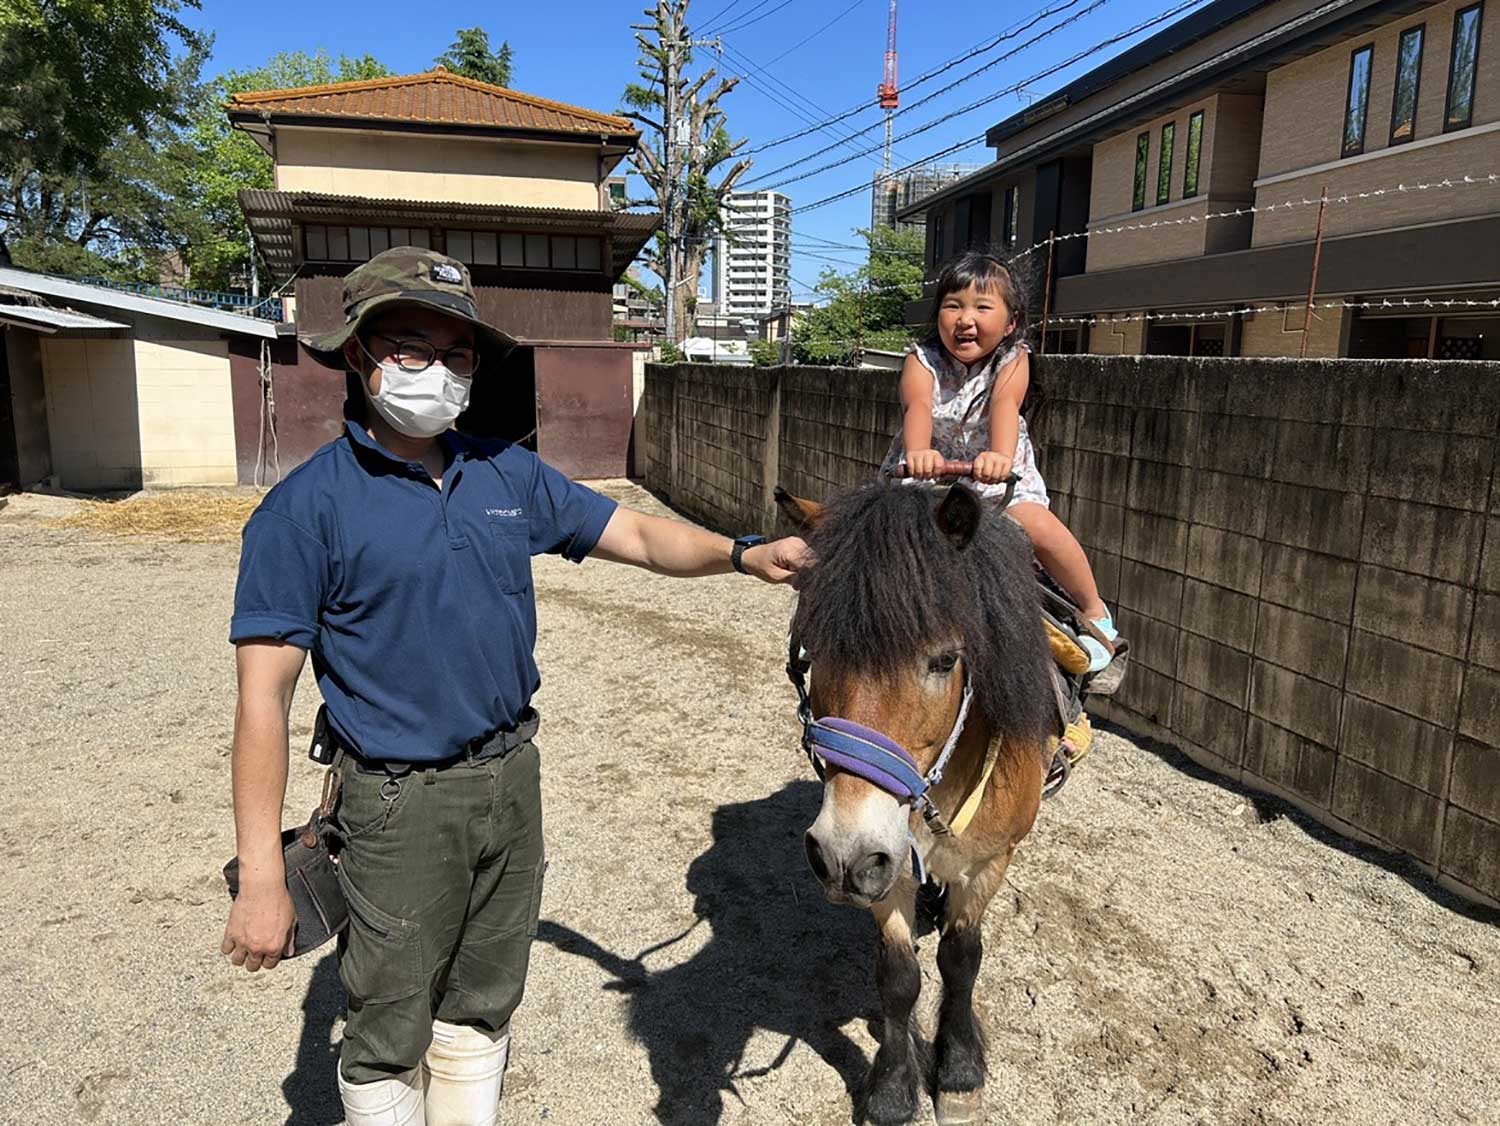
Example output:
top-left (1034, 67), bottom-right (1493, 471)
top-left (878, 0), bottom-right (898, 175)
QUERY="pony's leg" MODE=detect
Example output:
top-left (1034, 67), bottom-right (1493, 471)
top-left (932, 848), bottom-right (1013, 1125)
top-left (864, 882), bottom-right (925, 1126)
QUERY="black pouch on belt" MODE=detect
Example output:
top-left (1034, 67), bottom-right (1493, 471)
top-left (222, 737), bottom-right (349, 957)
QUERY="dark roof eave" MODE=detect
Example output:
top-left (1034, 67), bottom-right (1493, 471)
top-left (893, 162), bottom-right (1017, 222)
top-left (226, 109), bottom-right (638, 149)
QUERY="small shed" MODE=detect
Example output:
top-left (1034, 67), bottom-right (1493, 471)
top-left (0, 267), bottom-right (277, 491)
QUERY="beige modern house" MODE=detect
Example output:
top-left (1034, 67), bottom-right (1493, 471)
top-left (902, 0), bottom-right (1499, 358)
top-left (229, 68), bottom-right (658, 477)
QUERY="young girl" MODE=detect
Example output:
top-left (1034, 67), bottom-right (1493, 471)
top-left (882, 251), bottom-right (1117, 671)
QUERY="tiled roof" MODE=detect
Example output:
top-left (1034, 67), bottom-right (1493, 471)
top-left (227, 68), bottom-right (635, 137)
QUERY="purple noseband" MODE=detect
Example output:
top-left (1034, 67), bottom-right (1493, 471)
top-left (804, 717), bottom-right (931, 801)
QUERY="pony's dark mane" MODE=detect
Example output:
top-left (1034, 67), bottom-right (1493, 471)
top-left (793, 482), bottom-right (1055, 742)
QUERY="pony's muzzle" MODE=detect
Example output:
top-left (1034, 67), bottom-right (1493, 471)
top-left (804, 830), bottom-right (897, 906)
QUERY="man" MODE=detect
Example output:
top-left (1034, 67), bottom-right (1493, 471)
top-left (222, 247), bottom-right (806, 1126)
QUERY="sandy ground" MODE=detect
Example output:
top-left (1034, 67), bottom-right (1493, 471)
top-left (1, 482), bottom-right (1497, 1126)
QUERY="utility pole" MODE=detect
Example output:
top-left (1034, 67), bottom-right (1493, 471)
top-left (634, 4), bottom-right (720, 348)
top-left (662, 16), bottom-right (682, 345)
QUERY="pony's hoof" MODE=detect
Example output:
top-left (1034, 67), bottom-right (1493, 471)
top-left (934, 1087), bottom-right (984, 1125)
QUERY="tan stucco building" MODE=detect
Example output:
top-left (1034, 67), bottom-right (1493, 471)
top-left (903, 0), bottom-right (1500, 359)
top-left (229, 68), bottom-right (659, 478)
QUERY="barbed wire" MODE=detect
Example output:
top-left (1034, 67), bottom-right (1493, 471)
top-left (777, 168), bottom-right (1500, 298)
top-left (766, 297), bottom-right (1500, 351)
top-left (1010, 173), bottom-right (1500, 259)
top-left (1048, 296), bottom-right (1500, 326)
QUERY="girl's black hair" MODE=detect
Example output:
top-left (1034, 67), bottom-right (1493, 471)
top-left (922, 250), bottom-right (1033, 354)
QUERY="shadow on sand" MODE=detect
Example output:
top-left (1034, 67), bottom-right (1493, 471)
top-left (538, 779), bottom-right (883, 1125)
top-left (282, 952), bottom-right (344, 1126)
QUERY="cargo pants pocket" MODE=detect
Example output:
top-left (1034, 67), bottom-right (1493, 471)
top-left (337, 868), bottom-right (424, 1006)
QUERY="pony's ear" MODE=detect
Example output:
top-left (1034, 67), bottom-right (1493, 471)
top-left (934, 485), bottom-right (983, 550)
top-left (774, 486), bottom-right (826, 531)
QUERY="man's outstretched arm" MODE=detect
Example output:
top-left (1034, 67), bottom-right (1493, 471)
top-left (222, 639), bottom-right (307, 972)
top-left (591, 507), bottom-right (808, 583)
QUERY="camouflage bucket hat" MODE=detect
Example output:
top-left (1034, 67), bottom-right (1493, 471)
top-left (299, 246), bottom-right (517, 371)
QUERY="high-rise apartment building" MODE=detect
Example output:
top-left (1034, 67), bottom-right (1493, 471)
top-left (712, 190), bottom-right (791, 319)
top-left (871, 165), bottom-right (980, 230)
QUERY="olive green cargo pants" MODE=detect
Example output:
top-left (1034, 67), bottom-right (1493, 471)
top-left (332, 740), bottom-right (545, 1085)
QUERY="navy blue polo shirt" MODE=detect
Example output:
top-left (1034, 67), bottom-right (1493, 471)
top-left (230, 421), bottom-right (617, 762)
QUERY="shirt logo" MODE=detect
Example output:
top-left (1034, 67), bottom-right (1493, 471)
top-left (486, 508), bottom-right (523, 517)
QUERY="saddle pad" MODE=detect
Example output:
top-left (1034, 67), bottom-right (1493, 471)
top-left (1043, 612), bottom-right (1091, 676)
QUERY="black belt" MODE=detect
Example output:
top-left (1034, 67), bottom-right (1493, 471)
top-left (343, 708), bottom-right (541, 775)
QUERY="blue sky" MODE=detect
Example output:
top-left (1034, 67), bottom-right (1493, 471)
top-left (186, 0), bottom-right (1174, 300)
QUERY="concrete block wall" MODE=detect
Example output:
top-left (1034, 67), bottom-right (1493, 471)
top-left (1035, 355), bottom-right (1500, 908)
top-left (642, 356), bottom-right (1500, 908)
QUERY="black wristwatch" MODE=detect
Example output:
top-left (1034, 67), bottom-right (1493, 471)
top-left (731, 534), bottom-right (767, 575)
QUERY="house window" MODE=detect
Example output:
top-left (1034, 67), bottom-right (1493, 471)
top-left (1002, 186), bottom-right (1020, 247)
top-left (1390, 26), bottom-right (1426, 144)
top-left (1132, 132), bottom-right (1149, 211)
top-left (304, 224), bottom-right (427, 262)
top-left (1183, 111), bottom-right (1205, 197)
top-left (1342, 45), bottom-right (1374, 157)
top-left (445, 230), bottom-right (603, 271)
top-left (969, 191), bottom-right (993, 249)
top-left (1444, 3), bottom-right (1483, 132)
top-left (1156, 121), bottom-right (1175, 206)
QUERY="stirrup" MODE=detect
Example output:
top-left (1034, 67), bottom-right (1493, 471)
top-left (1042, 742), bottom-right (1071, 800)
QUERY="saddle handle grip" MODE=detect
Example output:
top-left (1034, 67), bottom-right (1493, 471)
top-left (888, 462), bottom-right (1020, 507)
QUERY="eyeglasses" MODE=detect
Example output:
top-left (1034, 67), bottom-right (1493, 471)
top-left (368, 334), bottom-right (480, 378)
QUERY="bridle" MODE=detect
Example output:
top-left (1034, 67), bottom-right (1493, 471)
top-left (786, 635), bottom-right (976, 882)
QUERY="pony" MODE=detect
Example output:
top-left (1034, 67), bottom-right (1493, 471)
top-left (780, 480), bottom-right (1057, 1126)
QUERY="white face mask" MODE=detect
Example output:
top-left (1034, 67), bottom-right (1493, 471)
top-left (367, 359), bottom-right (472, 439)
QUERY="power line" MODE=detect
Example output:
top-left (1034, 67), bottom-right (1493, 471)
top-left (698, 0), bottom-right (766, 36)
top-left (718, 41), bottom-right (901, 170)
top-left (787, 0), bottom-right (1212, 213)
top-left (749, 0), bottom-right (868, 72)
top-left (746, 0), bottom-right (1118, 187)
top-left (716, 0), bottom-right (798, 35)
top-left (744, 0), bottom-right (1097, 156)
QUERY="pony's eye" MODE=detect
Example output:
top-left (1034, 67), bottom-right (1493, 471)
top-left (928, 652), bottom-right (959, 676)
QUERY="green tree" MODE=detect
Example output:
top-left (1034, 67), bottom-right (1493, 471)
top-left (180, 50), bottom-right (391, 291)
top-left (793, 226), bottom-right (925, 365)
top-left (0, 0), bottom-right (210, 280)
top-left (748, 338), bottom-right (778, 367)
top-left (436, 28), bottom-right (514, 86)
top-left (0, 0), bottom-right (205, 181)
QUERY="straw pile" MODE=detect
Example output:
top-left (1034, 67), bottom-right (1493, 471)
top-left (51, 490), bottom-right (261, 543)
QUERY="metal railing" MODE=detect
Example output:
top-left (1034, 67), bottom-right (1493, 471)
top-left (79, 277), bottom-right (284, 322)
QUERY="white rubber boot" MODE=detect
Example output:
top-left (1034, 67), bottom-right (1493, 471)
top-left (423, 1020), bottom-right (510, 1126)
top-left (337, 1066), bottom-right (425, 1126)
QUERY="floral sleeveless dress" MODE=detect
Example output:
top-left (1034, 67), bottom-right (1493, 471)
top-left (881, 340), bottom-right (1050, 508)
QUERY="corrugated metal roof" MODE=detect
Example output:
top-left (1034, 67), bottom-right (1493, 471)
top-left (227, 68), bottom-right (636, 138)
top-left (0, 304), bottom-right (129, 332)
top-left (0, 267), bottom-right (279, 338)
